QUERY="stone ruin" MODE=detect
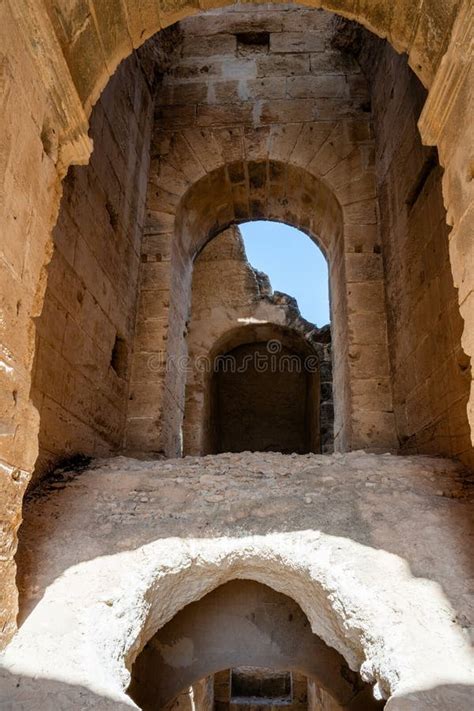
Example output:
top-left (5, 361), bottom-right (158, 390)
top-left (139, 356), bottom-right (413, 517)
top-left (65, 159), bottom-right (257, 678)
top-left (183, 225), bottom-right (333, 456)
top-left (0, 1), bottom-right (473, 709)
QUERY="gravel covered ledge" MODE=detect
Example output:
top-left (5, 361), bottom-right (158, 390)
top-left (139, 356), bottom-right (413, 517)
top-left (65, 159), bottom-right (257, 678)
top-left (1, 452), bottom-right (473, 709)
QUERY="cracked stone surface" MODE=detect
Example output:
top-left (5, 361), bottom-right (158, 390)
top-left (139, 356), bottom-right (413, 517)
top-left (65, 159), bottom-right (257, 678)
top-left (1, 451), bottom-right (473, 708)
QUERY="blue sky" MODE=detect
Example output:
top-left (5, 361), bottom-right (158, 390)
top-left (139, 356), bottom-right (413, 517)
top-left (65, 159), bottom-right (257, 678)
top-left (240, 221), bottom-right (330, 327)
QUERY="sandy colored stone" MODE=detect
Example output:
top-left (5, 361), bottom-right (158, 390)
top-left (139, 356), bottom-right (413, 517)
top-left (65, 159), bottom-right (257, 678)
top-left (0, 451), bottom-right (473, 708)
top-left (0, 0), bottom-right (472, 670)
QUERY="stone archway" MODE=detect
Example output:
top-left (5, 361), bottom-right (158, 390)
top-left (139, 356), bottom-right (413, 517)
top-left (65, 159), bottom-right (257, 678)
top-left (182, 224), bottom-right (333, 456)
top-left (127, 579), bottom-right (381, 710)
top-left (127, 156), bottom-right (395, 458)
top-left (208, 331), bottom-right (321, 456)
top-left (21, 0), bottom-right (462, 128)
top-left (2, 454), bottom-right (474, 710)
top-left (0, 0), bottom-right (472, 652)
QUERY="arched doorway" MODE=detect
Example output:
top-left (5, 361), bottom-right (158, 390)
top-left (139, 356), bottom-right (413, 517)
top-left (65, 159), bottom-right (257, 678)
top-left (211, 340), bottom-right (319, 454)
top-left (127, 580), bottom-right (383, 710)
top-left (182, 225), bottom-right (333, 456)
top-left (1, 0), bottom-right (472, 660)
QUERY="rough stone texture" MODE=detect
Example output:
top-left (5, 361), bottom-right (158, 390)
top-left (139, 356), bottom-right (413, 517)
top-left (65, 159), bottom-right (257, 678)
top-left (36, 0), bottom-right (461, 118)
top-left (308, 679), bottom-right (345, 711)
top-left (166, 669), bottom-right (310, 711)
top-left (30, 55), bottom-right (154, 484)
top-left (0, 0), bottom-right (67, 648)
top-left (127, 6), bottom-right (395, 458)
top-left (418, 0), bottom-right (474, 450)
top-left (228, 667), bottom-right (308, 711)
top-left (128, 580), bottom-right (379, 709)
top-left (217, 668), bottom-right (310, 711)
top-left (214, 342), bottom-right (319, 454)
top-left (357, 28), bottom-right (473, 468)
top-left (0, 452), bottom-right (473, 708)
top-left (0, 0), bottom-right (472, 668)
top-left (183, 226), bottom-right (333, 455)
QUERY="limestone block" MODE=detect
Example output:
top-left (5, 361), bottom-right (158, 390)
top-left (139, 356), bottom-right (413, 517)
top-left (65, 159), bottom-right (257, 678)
top-left (449, 206), bottom-right (474, 307)
top-left (343, 199), bottom-right (377, 225)
top-left (127, 381), bottom-right (166, 418)
top-left (270, 32), bottom-right (326, 54)
top-left (182, 34), bottom-right (237, 57)
top-left (349, 344), bottom-right (391, 379)
top-left (289, 122), bottom-right (335, 168)
top-left (257, 53), bottom-right (310, 77)
top-left (351, 377), bottom-right (393, 411)
top-left (345, 253), bottom-right (384, 283)
top-left (133, 319), bottom-right (169, 353)
top-left (264, 98), bottom-right (318, 124)
top-left (351, 410), bottom-right (397, 449)
top-left (347, 282), bottom-right (386, 314)
top-left (196, 103), bottom-right (254, 127)
top-left (287, 75), bottom-right (349, 99)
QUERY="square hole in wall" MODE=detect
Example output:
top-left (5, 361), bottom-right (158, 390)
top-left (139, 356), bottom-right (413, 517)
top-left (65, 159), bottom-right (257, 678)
top-left (230, 667), bottom-right (292, 706)
top-left (236, 32), bottom-right (270, 55)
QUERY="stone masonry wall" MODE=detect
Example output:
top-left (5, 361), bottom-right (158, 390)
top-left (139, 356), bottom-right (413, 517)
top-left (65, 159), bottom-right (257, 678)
top-left (0, 0), bottom-right (68, 647)
top-left (364, 38), bottom-right (474, 467)
top-left (212, 668), bottom-right (309, 711)
top-left (127, 5), bottom-right (395, 457)
top-left (164, 676), bottom-right (214, 711)
top-left (30, 56), bottom-right (154, 483)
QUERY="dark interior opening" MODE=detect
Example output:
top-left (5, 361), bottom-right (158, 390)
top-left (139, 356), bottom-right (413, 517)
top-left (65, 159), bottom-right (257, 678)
top-left (110, 334), bottom-right (128, 379)
top-left (210, 341), bottom-right (320, 454)
top-left (231, 668), bottom-right (292, 704)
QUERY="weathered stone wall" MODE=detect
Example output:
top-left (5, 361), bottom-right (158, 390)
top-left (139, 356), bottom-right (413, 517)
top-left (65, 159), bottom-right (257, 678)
top-left (30, 55), bottom-right (154, 483)
top-left (127, 6), bottom-right (395, 457)
top-left (214, 342), bottom-right (318, 454)
top-left (421, 1), bottom-right (474, 450)
top-left (0, 0), bottom-right (69, 648)
top-left (215, 667), bottom-right (309, 710)
top-left (6, 451), bottom-right (473, 708)
top-left (0, 0), bottom-right (471, 662)
top-left (362, 35), bottom-right (474, 467)
top-left (128, 579), bottom-right (374, 710)
top-left (32, 0), bottom-right (463, 118)
top-left (183, 226), bottom-right (333, 455)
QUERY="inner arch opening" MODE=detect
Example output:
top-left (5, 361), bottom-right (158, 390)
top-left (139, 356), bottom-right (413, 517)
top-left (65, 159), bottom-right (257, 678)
top-left (183, 224), bottom-right (333, 456)
top-left (127, 579), bottom-right (384, 711)
top-left (211, 338), bottom-right (320, 454)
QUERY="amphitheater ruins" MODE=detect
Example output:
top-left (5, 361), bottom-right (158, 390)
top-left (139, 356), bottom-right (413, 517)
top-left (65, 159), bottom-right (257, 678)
top-left (0, 0), bottom-right (473, 709)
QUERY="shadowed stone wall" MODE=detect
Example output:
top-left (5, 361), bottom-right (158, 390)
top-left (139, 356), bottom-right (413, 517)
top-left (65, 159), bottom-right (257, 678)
top-left (213, 667), bottom-right (310, 711)
top-left (127, 6), bottom-right (394, 457)
top-left (164, 676), bottom-right (214, 711)
top-left (364, 35), bottom-right (473, 466)
top-left (30, 54), bottom-right (155, 483)
top-left (213, 341), bottom-right (319, 454)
